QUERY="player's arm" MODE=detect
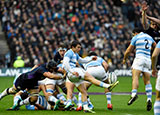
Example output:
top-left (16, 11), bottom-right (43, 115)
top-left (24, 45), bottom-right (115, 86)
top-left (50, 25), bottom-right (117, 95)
top-left (141, 1), bottom-right (149, 30)
top-left (43, 72), bottom-right (65, 80)
top-left (102, 61), bottom-right (109, 72)
top-left (78, 56), bottom-right (97, 64)
top-left (30, 65), bottom-right (39, 71)
top-left (152, 47), bottom-right (160, 77)
top-left (147, 16), bottom-right (160, 25)
top-left (152, 42), bottom-right (157, 51)
top-left (63, 56), bottom-right (79, 76)
top-left (122, 44), bottom-right (134, 64)
top-left (39, 84), bottom-right (48, 97)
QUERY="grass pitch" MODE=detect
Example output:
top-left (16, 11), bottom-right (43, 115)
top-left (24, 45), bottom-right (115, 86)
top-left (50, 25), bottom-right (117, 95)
top-left (0, 76), bottom-right (156, 115)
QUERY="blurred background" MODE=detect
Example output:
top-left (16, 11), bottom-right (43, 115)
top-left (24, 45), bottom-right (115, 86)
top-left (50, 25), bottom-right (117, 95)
top-left (0, 0), bottom-right (159, 71)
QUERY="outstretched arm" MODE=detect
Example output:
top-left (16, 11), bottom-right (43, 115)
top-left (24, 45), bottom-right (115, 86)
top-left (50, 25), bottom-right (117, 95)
top-left (141, 1), bottom-right (150, 30)
top-left (43, 72), bottom-right (65, 80)
top-left (147, 16), bottom-right (160, 25)
top-left (122, 44), bottom-right (134, 64)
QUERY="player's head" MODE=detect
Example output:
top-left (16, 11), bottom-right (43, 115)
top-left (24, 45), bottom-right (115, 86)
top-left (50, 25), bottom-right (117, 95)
top-left (132, 28), bottom-right (144, 36)
top-left (71, 41), bottom-right (81, 53)
top-left (88, 51), bottom-right (97, 56)
top-left (46, 60), bottom-right (58, 72)
top-left (58, 44), bottom-right (67, 57)
top-left (150, 20), bottom-right (159, 30)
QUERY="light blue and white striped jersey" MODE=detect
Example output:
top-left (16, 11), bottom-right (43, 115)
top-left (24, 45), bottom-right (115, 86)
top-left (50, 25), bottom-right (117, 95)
top-left (156, 41), bottom-right (160, 48)
top-left (83, 56), bottom-right (104, 70)
top-left (131, 32), bottom-right (155, 59)
top-left (25, 95), bottom-right (51, 110)
top-left (63, 49), bottom-right (80, 68)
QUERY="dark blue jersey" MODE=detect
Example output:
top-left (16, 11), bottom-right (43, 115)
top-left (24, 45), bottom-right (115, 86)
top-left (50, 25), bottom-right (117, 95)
top-left (144, 27), bottom-right (160, 43)
top-left (14, 63), bottom-right (49, 90)
top-left (23, 64), bottom-right (48, 81)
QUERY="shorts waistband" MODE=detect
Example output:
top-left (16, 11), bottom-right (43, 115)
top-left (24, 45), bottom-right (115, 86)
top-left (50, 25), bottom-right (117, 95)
top-left (87, 65), bottom-right (100, 68)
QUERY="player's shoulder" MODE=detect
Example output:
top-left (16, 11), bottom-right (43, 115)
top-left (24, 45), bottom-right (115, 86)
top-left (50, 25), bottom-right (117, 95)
top-left (65, 49), bottom-right (73, 54)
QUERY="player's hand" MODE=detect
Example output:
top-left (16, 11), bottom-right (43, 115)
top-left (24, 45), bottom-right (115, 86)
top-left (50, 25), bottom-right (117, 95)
top-left (122, 59), bottom-right (126, 64)
top-left (92, 56), bottom-right (97, 60)
top-left (76, 61), bottom-right (80, 67)
top-left (72, 72), bottom-right (79, 77)
top-left (141, 1), bottom-right (149, 11)
top-left (152, 69), bottom-right (158, 77)
top-left (62, 70), bottom-right (67, 79)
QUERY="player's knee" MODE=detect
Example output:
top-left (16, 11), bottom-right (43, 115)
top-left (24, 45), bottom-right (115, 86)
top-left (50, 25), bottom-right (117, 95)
top-left (8, 87), bottom-right (18, 94)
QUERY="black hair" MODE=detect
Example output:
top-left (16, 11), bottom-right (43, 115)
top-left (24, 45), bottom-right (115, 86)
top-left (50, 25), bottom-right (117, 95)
top-left (71, 41), bottom-right (81, 48)
top-left (132, 27), bottom-right (144, 34)
top-left (59, 44), bottom-right (66, 49)
top-left (46, 60), bottom-right (58, 70)
top-left (88, 51), bottom-right (97, 56)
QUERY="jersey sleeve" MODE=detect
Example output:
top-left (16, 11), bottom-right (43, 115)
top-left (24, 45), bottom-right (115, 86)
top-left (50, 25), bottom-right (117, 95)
top-left (156, 41), bottom-right (160, 48)
top-left (130, 36), bottom-right (136, 46)
top-left (64, 50), bottom-right (73, 59)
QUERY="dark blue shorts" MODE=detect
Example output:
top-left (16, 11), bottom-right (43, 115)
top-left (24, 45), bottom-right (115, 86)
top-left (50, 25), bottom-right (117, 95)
top-left (14, 74), bottom-right (38, 91)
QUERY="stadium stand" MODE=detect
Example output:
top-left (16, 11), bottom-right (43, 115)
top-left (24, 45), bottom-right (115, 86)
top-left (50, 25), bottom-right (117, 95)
top-left (0, 0), bottom-right (159, 70)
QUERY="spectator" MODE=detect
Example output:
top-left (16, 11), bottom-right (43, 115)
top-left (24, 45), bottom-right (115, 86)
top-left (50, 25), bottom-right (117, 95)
top-left (13, 56), bottom-right (25, 68)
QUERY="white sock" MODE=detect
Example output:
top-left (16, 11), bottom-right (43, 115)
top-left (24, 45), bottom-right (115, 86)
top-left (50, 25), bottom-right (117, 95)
top-left (131, 89), bottom-right (137, 97)
top-left (106, 92), bottom-right (111, 104)
top-left (13, 95), bottom-right (21, 105)
top-left (83, 101), bottom-right (89, 110)
top-left (154, 100), bottom-right (160, 115)
top-left (48, 96), bottom-right (58, 103)
top-left (57, 93), bottom-right (66, 102)
top-left (19, 97), bottom-right (30, 106)
top-left (72, 95), bottom-right (78, 105)
top-left (78, 93), bottom-right (82, 106)
top-left (145, 84), bottom-right (152, 101)
top-left (100, 82), bottom-right (110, 88)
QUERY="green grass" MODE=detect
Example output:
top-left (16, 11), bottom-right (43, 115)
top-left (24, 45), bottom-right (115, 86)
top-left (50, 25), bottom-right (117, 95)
top-left (0, 76), bottom-right (156, 115)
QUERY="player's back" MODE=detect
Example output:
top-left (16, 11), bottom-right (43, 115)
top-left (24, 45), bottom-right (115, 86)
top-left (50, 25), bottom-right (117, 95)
top-left (24, 64), bottom-right (48, 81)
top-left (83, 56), bottom-right (104, 70)
top-left (132, 32), bottom-right (155, 59)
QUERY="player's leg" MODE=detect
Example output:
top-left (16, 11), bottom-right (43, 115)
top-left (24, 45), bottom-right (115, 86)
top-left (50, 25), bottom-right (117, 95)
top-left (154, 73), bottom-right (160, 114)
top-left (0, 85), bottom-right (18, 100)
top-left (103, 79), bottom-right (113, 110)
top-left (11, 88), bottom-right (39, 110)
top-left (0, 74), bottom-right (21, 100)
top-left (154, 90), bottom-right (160, 115)
top-left (77, 83), bottom-right (95, 113)
top-left (84, 72), bottom-right (119, 91)
top-left (143, 72), bottom-right (152, 111)
top-left (128, 69), bottom-right (141, 105)
top-left (45, 84), bottom-right (60, 110)
top-left (64, 81), bottom-right (75, 110)
top-left (77, 82), bottom-right (92, 111)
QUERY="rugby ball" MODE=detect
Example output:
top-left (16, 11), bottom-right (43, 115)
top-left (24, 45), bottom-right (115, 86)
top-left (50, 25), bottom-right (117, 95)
top-left (67, 72), bottom-right (80, 82)
top-left (108, 72), bottom-right (117, 84)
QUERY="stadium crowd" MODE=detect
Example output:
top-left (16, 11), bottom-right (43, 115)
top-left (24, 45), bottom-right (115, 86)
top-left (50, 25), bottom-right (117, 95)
top-left (0, 0), bottom-right (160, 70)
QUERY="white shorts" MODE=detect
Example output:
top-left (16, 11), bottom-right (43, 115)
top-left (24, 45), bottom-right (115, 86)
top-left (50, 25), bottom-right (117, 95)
top-left (66, 77), bottom-right (84, 87)
top-left (156, 71), bottom-right (160, 91)
top-left (86, 66), bottom-right (107, 81)
top-left (38, 78), bottom-right (48, 85)
top-left (45, 73), bottom-right (65, 86)
top-left (132, 57), bottom-right (151, 73)
top-left (66, 67), bottom-right (85, 87)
